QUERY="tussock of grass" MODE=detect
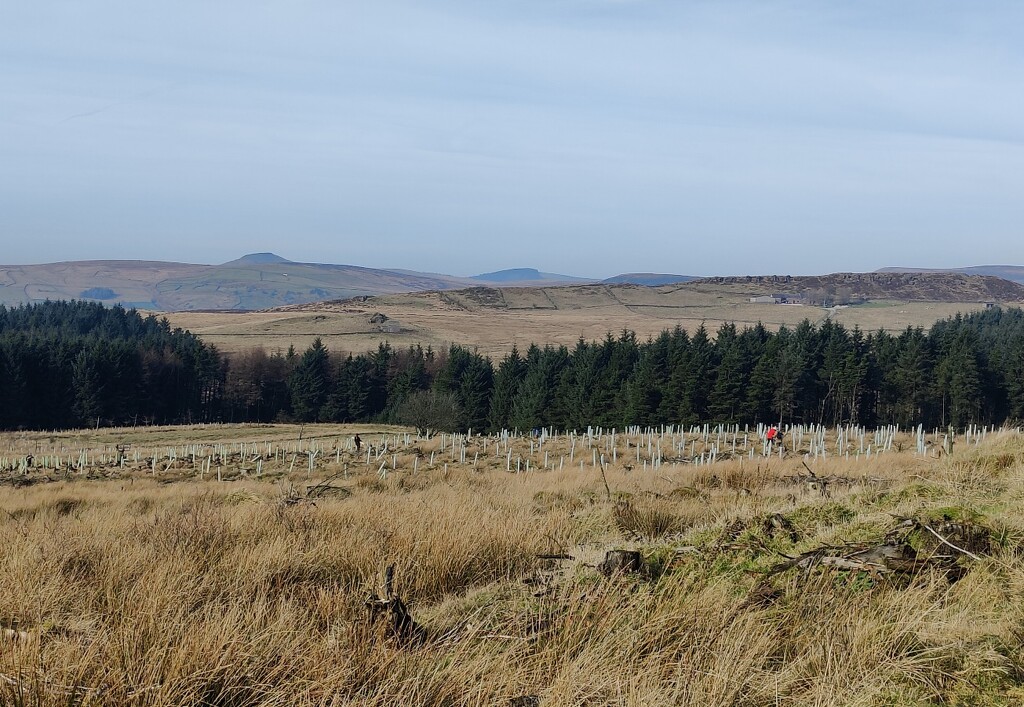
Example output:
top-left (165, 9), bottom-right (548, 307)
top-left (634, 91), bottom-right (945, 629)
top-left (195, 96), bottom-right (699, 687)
top-left (3, 429), bottom-right (1024, 704)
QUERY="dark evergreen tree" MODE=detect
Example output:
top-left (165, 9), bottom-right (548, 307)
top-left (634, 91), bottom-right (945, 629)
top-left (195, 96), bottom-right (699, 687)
top-left (682, 324), bottom-right (715, 424)
top-left (890, 327), bottom-right (932, 427)
top-left (71, 348), bottom-right (104, 426)
top-left (457, 352), bottom-right (494, 432)
top-left (488, 346), bottom-right (526, 432)
top-left (509, 345), bottom-right (567, 431)
top-left (658, 327), bottom-right (692, 423)
top-left (838, 326), bottom-right (870, 425)
top-left (935, 327), bottom-right (983, 427)
top-left (622, 347), bottom-right (663, 426)
top-left (556, 339), bottom-right (602, 430)
top-left (342, 355), bottom-right (374, 422)
top-left (382, 345), bottom-right (430, 423)
top-left (289, 338), bottom-right (331, 422)
top-left (746, 335), bottom-right (782, 423)
top-left (708, 323), bottom-right (747, 423)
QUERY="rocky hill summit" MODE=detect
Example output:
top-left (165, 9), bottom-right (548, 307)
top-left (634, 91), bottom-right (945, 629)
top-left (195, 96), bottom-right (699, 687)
top-left (694, 272), bottom-right (1024, 302)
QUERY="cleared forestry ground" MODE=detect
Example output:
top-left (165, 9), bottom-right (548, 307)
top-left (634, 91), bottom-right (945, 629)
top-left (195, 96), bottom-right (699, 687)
top-left (3, 422), bottom-right (1024, 704)
top-left (163, 282), bottom-right (990, 358)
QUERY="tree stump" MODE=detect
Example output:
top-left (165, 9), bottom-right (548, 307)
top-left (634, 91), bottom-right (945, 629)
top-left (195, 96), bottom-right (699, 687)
top-left (365, 565), bottom-right (427, 645)
top-left (598, 550), bottom-right (643, 577)
top-left (510, 697), bottom-right (540, 707)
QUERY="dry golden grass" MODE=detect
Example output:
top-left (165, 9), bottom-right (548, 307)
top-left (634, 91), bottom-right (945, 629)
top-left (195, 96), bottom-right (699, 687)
top-left (162, 285), bottom-right (988, 358)
top-left (2, 424), bottom-right (1024, 705)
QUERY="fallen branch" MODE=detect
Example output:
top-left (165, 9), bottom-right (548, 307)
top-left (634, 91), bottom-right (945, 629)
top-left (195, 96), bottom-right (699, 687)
top-left (306, 470), bottom-right (346, 497)
top-left (767, 541), bottom-right (950, 577)
top-left (921, 523), bottom-right (984, 562)
top-left (599, 462), bottom-right (612, 503)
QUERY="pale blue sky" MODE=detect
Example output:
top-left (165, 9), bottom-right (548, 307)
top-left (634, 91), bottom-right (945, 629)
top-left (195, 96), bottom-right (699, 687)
top-left (2, 1), bottom-right (1023, 277)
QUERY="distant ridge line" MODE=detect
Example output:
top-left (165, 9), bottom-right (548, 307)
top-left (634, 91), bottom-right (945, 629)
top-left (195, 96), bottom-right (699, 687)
top-left (691, 272), bottom-right (1024, 301)
top-left (3, 254), bottom-right (1023, 311)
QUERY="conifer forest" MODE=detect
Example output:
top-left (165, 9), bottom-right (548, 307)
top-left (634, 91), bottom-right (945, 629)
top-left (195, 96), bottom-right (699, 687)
top-left (2, 300), bottom-right (1023, 432)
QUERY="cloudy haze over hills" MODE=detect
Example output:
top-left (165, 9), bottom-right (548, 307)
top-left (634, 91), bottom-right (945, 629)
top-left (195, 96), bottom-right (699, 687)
top-left (3, 2), bottom-right (1024, 277)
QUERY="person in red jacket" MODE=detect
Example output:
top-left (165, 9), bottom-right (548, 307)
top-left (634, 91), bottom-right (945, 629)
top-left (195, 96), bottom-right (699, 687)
top-left (766, 426), bottom-right (783, 452)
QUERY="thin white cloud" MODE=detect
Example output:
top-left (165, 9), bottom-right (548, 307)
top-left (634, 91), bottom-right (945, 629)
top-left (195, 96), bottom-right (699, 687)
top-left (1, 0), bottom-right (1023, 276)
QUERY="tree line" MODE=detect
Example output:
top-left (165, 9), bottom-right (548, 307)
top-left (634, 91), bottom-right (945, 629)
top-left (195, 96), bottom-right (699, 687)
top-left (3, 300), bottom-right (1024, 432)
top-left (0, 301), bottom-right (221, 429)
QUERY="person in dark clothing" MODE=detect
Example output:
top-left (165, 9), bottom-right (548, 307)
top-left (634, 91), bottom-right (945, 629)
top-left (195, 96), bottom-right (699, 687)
top-left (354, 434), bottom-right (362, 453)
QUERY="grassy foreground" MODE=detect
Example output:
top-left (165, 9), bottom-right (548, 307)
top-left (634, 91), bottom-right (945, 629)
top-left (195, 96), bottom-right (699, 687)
top-left (3, 426), bottom-right (1024, 705)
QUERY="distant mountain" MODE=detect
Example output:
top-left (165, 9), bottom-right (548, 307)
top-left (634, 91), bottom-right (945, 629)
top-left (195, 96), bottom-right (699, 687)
top-left (222, 252), bottom-right (293, 266)
top-left (0, 254), bottom-right (480, 311)
top-left (0, 260), bottom-right (208, 310)
top-left (472, 268), bottom-right (591, 284)
top-left (878, 265), bottom-right (1024, 284)
top-left (602, 273), bottom-right (697, 286)
top-left (472, 269), bottom-right (698, 286)
top-left (6, 255), bottom-right (1017, 313)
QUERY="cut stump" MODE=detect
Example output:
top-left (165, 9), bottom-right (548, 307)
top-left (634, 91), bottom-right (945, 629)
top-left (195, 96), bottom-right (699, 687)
top-left (599, 550), bottom-right (643, 577)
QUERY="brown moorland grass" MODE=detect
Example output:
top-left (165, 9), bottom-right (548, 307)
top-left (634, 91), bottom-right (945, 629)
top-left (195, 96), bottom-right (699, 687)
top-left (162, 286), bottom-right (988, 358)
top-left (2, 424), bottom-right (1024, 705)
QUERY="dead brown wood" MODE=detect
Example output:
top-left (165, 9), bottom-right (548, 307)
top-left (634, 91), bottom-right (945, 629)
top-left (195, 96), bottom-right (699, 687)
top-left (921, 523), bottom-right (985, 562)
top-left (598, 550), bottom-right (643, 577)
top-left (767, 541), bottom-right (953, 578)
top-left (365, 564), bottom-right (427, 645)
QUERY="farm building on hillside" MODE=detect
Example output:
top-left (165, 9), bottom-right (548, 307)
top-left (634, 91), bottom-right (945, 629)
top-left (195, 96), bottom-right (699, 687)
top-left (773, 293), bottom-right (806, 304)
top-left (749, 293), bottom-right (807, 304)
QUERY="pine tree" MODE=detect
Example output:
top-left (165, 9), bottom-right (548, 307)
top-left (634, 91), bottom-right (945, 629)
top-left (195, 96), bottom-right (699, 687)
top-left (457, 353), bottom-right (494, 431)
top-left (816, 320), bottom-right (850, 425)
top-left (935, 328), bottom-right (983, 426)
top-left (0, 339), bottom-right (27, 430)
top-left (1005, 333), bottom-right (1024, 420)
top-left (557, 339), bottom-right (601, 430)
top-left (746, 335), bottom-right (782, 423)
top-left (708, 323), bottom-right (746, 423)
top-left (343, 355), bottom-right (374, 422)
top-left (838, 326), bottom-right (869, 425)
top-left (71, 348), bottom-right (104, 426)
top-left (488, 346), bottom-right (526, 432)
top-left (787, 320), bottom-right (819, 423)
top-left (682, 324), bottom-right (714, 423)
top-left (366, 342), bottom-right (393, 416)
top-left (383, 346), bottom-right (429, 423)
top-left (509, 345), bottom-right (566, 431)
top-left (891, 327), bottom-right (932, 427)
top-left (623, 350), bottom-right (662, 426)
top-left (289, 338), bottom-right (331, 422)
top-left (658, 327), bottom-right (692, 423)
top-left (595, 331), bottom-right (638, 427)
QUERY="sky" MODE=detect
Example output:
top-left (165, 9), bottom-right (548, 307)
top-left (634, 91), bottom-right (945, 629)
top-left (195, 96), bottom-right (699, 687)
top-left (2, 1), bottom-right (1023, 278)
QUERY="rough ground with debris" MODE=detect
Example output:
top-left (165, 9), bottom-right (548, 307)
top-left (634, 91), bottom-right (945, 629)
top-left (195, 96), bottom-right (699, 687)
top-left (3, 425), bottom-right (1024, 705)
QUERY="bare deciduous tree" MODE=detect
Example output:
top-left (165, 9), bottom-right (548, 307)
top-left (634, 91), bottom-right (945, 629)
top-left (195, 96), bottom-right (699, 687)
top-left (399, 390), bottom-right (461, 437)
